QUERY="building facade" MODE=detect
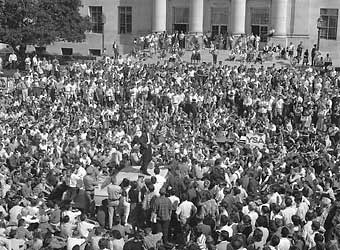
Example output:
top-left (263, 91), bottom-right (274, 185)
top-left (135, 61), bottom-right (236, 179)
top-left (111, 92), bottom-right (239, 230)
top-left (46, 0), bottom-right (340, 58)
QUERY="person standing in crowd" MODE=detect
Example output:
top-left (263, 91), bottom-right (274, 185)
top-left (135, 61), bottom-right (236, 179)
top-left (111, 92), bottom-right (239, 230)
top-left (107, 176), bottom-right (122, 230)
top-left (133, 126), bottom-right (152, 176)
top-left (297, 41), bottom-right (303, 62)
top-left (288, 42), bottom-right (295, 60)
top-left (113, 41), bottom-right (119, 60)
top-left (311, 44), bottom-right (317, 66)
top-left (324, 53), bottom-right (333, 68)
top-left (210, 42), bottom-right (218, 65)
top-left (152, 187), bottom-right (172, 244)
top-left (179, 31), bottom-right (185, 49)
top-left (303, 49), bottom-right (309, 66)
top-left (8, 51), bottom-right (17, 69)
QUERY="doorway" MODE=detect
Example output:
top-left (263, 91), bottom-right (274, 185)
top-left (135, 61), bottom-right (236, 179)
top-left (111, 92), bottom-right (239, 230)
top-left (173, 24), bottom-right (188, 33)
top-left (251, 25), bottom-right (268, 42)
top-left (212, 25), bottom-right (227, 38)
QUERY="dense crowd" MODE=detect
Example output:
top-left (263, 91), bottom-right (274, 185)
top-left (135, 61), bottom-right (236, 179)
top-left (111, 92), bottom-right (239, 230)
top-left (0, 36), bottom-right (339, 250)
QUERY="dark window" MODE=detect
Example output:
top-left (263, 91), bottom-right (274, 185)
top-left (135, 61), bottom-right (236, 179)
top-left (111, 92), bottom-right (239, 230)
top-left (320, 8), bottom-right (338, 40)
top-left (118, 7), bottom-right (132, 34)
top-left (89, 49), bottom-right (101, 56)
top-left (61, 48), bottom-right (73, 56)
top-left (89, 6), bottom-right (103, 33)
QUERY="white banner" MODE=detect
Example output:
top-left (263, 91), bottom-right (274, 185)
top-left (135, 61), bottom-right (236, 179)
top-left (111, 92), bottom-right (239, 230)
top-left (242, 133), bottom-right (266, 149)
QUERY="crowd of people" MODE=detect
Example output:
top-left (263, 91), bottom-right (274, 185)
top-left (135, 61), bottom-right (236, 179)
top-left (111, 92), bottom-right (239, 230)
top-left (0, 33), bottom-right (339, 250)
top-left (131, 31), bottom-right (331, 68)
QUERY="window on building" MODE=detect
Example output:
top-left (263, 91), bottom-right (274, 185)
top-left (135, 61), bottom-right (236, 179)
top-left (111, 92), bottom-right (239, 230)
top-left (61, 48), bottom-right (73, 56)
top-left (89, 6), bottom-right (103, 33)
top-left (320, 8), bottom-right (338, 40)
top-left (173, 7), bottom-right (189, 32)
top-left (118, 7), bottom-right (132, 34)
top-left (211, 7), bottom-right (228, 37)
top-left (251, 8), bottom-right (269, 42)
top-left (89, 49), bottom-right (101, 56)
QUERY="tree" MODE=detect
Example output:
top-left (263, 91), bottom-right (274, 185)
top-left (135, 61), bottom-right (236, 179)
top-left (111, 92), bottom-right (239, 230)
top-left (0, 0), bottom-right (90, 57)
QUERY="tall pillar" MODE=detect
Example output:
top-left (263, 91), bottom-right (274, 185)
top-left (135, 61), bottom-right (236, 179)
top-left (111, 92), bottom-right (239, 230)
top-left (189, 0), bottom-right (204, 34)
top-left (152, 0), bottom-right (167, 32)
top-left (230, 0), bottom-right (246, 36)
top-left (271, 0), bottom-right (289, 37)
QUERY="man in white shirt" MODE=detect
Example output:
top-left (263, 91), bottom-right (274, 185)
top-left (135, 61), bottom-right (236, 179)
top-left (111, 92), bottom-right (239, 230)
top-left (153, 167), bottom-right (166, 196)
top-left (9, 201), bottom-right (23, 225)
top-left (67, 230), bottom-right (86, 250)
top-left (76, 164), bottom-right (87, 181)
top-left (278, 227), bottom-right (291, 250)
top-left (67, 167), bottom-right (81, 201)
top-left (176, 193), bottom-right (197, 225)
top-left (63, 205), bottom-right (81, 225)
top-left (280, 197), bottom-right (297, 226)
top-left (243, 202), bottom-right (259, 229)
top-left (78, 214), bottom-right (97, 238)
top-left (8, 52), bottom-right (17, 69)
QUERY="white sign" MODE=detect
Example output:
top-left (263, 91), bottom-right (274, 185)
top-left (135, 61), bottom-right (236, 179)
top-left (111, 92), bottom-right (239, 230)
top-left (243, 133), bottom-right (266, 149)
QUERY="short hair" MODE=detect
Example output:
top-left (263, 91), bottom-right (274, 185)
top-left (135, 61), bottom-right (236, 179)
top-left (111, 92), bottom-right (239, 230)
top-left (253, 228), bottom-right (263, 242)
top-left (242, 215), bottom-right (251, 224)
top-left (312, 221), bottom-right (320, 231)
top-left (150, 176), bottom-right (157, 184)
top-left (231, 236), bottom-right (243, 249)
top-left (285, 197), bottom-right (292, 207)
top-left (148, 184), bottom-right (155, 192)
top-left (220, 215), bottom-right (229, 226)
top-left (314, 233), bottom-right (324, 243)
top-left (80, 213), bottom-right (87, 221)
top-left (181, 193), bottom-right (188, 201)
top-left (305, 211), bottom-right (314, 221)
top-left (62, 215), bottom-right (70, 223)
top-left (98, 238), bottom-right (109, 249)
top-left (256, 216), bottom-right (268, 228)
top-left (271, 235), bottom-right (280, 246)
top-left (72, 245), bottom-right (80, 250)
top-left (154, 167), bottom-right (160, 175)
top-left (112, 230), bottom-right (122, 239)
top-left (261, 205), bottom-right (270, 215)
top-left (18, 219), bottom-right (25, 227)
top-left (292, 215), bottom-right (301, 226)
top-left (281, 227), bottom-right (290, 237)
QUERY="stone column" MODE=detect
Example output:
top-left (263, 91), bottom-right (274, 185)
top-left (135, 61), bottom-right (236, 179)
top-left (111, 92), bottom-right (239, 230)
top-left (230, 0), bottom-right (247, 35)
top-left (152, 0), bottom-right (167, 32)
top-left (189, 0), bottom-right (204, 34)
top-left (271, 0), bottom-right (289, 37)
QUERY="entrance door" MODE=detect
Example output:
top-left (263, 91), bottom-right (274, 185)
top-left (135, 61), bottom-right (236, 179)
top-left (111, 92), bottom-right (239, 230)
top-left (212, 25), bottom-right (228, 38)
top-left (251, 25), bottom-right (260, 36)
top-left (251, 25), bottom-right (268, 42)
top-left (173, 24), bottom-right (188, 33)
top-left (212, 25), bottom-right (219, 38)
top-left (220, 25), bottom-right (228, 35)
